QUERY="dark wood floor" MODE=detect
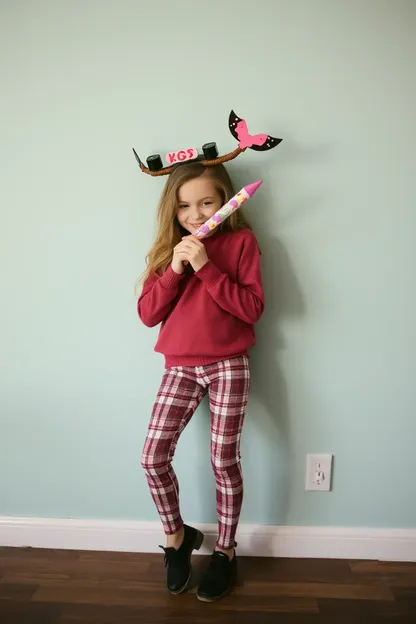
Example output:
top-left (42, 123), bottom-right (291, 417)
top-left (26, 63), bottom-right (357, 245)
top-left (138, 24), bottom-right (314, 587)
top-left (0, 547), bottom-right (415, 623)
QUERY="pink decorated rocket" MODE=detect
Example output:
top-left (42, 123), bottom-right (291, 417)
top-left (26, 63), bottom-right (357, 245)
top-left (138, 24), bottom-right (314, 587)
top-left (193, 180), bottom-right (263, 239)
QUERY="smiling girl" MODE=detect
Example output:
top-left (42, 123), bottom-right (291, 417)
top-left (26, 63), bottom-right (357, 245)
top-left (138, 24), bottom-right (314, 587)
top-left (137, 162), bottom-right (264, 602)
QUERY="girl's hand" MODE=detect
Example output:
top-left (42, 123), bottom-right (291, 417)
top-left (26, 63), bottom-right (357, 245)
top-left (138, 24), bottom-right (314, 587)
top-left (171, 245), bottom-right (187, 274)
top-left (174, 236), bottom-right (209, 273)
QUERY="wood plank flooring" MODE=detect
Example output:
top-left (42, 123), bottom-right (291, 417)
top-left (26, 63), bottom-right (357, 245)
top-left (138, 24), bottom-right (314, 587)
top-left (0, 547), bottom-right (415, 623)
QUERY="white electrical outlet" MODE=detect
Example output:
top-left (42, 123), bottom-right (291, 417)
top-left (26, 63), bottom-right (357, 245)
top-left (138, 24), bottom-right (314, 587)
top-left (305, 454), bottom-right (333, 491)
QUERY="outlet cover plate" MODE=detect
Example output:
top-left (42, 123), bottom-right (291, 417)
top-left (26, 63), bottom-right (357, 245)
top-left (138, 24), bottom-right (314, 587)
top-left (305, 454), bottom-right (333, 491)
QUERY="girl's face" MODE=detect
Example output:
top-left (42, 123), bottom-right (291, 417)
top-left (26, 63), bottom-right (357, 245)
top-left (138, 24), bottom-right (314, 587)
top-left (176, 174), bottom-right (222, 235)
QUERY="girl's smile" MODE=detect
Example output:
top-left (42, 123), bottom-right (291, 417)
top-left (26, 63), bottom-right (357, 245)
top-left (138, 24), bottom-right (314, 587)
top-left (176, 174), bottom-right (222, 234)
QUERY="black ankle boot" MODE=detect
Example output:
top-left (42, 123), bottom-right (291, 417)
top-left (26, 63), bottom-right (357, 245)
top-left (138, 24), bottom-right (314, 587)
top-left (197, 550), bottom-right (237, 602)
top-left (159, 524), bottom-right (204, 594)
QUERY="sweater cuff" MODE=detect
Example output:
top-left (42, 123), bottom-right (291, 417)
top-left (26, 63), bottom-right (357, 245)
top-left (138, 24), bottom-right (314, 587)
top-left (195, 261), bottom-right (224, 287)
top-left (159, 264), bottom-right (185, 290)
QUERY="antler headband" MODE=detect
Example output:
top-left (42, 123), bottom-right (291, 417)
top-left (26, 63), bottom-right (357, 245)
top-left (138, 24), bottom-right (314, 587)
top-left (133, 110), bottom-right (282, 177)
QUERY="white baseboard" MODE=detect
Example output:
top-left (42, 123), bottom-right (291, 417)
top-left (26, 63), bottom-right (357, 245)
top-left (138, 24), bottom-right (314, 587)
top-left (0, 516), bottom-right (415, 562)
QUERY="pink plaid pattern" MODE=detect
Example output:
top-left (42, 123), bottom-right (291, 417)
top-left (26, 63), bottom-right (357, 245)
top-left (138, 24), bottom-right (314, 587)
top-left (141, 356), bottom-right (250, 550)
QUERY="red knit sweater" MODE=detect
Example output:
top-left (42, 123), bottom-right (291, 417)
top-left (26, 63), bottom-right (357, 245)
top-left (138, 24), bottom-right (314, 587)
top-left (137, 229), bottom-right (264, 367)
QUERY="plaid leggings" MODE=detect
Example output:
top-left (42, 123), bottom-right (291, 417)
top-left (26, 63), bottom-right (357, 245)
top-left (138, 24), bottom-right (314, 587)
top-left (141, 356), bottom-right (250, 550)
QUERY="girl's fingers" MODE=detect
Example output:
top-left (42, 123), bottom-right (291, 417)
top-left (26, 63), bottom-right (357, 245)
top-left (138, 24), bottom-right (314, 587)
top-left (177, 250), bottom-right (191, 260)
top-left (183, 237), bottom-right (203, 249)
top-left (182, 235), bottom-right (202, 244)
top-left (176, 243), bottom-right (194, 254)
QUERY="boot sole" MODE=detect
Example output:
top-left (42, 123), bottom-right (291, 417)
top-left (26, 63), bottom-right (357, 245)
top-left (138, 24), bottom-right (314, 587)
top-left (196, 576), bottom-right (237, 602)
top-left (197, 590), bottom-right (228, 602)
top-left (196, 585), bottom-right (234, 603)
top-left (168, 529), bottom-right (204, 595)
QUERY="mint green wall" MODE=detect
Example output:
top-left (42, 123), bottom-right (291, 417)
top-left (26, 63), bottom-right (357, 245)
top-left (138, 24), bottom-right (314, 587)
top-left (1, 0), bottom-right (415, 529)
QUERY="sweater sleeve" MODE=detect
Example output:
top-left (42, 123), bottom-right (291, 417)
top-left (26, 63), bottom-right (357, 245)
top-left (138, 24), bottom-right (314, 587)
top-left (194, 232), bottom-right (264, 324)
top-left (137, 265), bottom-right (185, 327)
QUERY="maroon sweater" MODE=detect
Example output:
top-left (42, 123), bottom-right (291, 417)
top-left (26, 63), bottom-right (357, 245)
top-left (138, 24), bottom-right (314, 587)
top-left (137, 229), bottom-right (264, 367)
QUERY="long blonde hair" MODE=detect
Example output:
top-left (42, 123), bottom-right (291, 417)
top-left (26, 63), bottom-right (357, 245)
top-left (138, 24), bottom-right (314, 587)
top-left (137, 163), bottom-right (252, 286)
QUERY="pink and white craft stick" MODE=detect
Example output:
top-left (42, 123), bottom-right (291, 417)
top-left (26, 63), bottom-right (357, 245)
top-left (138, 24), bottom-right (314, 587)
top-left (193, 180), bottom-right (263, 239)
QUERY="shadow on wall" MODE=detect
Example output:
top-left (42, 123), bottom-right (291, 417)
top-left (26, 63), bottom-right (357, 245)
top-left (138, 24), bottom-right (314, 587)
top-left (187, 159), bottom-right (307, 542)
top-left (231, 162), bottom-right (306, 544)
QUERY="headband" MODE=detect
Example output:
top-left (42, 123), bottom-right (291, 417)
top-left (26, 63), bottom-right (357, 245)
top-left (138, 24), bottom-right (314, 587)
top-left (133, 110), bottom-right (282, 177)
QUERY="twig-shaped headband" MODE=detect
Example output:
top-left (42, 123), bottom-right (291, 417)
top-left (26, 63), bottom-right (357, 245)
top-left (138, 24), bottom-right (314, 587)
top-left (133, 110), bottom-right (282, 177)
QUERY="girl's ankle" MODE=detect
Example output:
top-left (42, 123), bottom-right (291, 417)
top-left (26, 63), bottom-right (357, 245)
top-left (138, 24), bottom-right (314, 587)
top-left (215, 546), bottom-right (234, 560)
top-left (166, 526), bottom-right (185, 550)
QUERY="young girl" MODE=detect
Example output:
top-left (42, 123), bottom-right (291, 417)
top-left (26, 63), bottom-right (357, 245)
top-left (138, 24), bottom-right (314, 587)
top-left (137, 161), bottom-right (264, 602)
